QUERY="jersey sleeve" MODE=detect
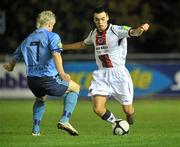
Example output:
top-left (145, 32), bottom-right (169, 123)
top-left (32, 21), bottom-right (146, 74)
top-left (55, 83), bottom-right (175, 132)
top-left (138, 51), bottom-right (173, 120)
top-left (12, 44), bottom-right (23, 62)
top-left (114, 25), bottom-right (131, 38)
top-left (49, 33), bottom-right (63, 54)
top-left (84, 30), bottom-right (94, 45)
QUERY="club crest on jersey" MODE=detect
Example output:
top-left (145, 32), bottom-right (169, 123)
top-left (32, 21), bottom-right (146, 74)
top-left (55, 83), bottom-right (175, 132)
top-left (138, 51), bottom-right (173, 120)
top-left (97, 38), bottom-right (103, 44)
top-left (96, 32), bottom-right (106, 45)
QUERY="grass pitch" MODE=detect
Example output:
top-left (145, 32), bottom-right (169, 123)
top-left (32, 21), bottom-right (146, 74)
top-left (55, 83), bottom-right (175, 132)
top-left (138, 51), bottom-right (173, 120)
top-left (0, 99), bottom-right (180, 147)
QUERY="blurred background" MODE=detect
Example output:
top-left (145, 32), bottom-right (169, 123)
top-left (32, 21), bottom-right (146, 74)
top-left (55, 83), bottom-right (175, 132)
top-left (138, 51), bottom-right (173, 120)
top-left (0, 0), bottom-right (180, 55)
top-left (0, 0), bottom-right (180, 98)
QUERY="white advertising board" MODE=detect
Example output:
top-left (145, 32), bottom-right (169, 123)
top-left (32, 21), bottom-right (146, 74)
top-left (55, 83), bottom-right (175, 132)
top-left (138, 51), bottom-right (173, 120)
top-left (0, 63), bottom-right (33, 98)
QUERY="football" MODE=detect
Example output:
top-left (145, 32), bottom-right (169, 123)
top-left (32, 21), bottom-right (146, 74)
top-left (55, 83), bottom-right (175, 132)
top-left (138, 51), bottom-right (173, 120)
top-left (112, 119), bottom-right (129, 135)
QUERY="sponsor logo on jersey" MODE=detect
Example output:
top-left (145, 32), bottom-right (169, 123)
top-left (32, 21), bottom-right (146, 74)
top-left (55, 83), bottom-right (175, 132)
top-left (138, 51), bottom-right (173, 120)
top-left (96, 45), bottom-right (108, 50)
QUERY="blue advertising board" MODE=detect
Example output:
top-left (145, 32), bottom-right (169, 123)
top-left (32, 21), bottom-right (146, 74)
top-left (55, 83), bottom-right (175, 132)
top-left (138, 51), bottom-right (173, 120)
top-left (64, 62), bottom-right (180, 98)
top-left (1, 62), bottom-right (180, 98)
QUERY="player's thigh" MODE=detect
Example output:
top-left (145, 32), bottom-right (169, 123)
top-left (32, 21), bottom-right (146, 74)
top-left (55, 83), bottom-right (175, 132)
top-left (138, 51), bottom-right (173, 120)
top-left (67, 80), bottom-right (80, 93)
top-left (27, 77), bottom-right (46, 98)
top-left (92, 95), bottom-right (107, 110)
top-left (28, 75), bottom-right (68, 97)
top-left (112, 75), bottom-right (134, 106)
top-left (41, 75), bottom-right (68, 96)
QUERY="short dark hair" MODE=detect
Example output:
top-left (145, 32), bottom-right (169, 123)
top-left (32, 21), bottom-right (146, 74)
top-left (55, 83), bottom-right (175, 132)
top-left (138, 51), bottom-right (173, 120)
top-left (93, 6), bottom-right (108, 14)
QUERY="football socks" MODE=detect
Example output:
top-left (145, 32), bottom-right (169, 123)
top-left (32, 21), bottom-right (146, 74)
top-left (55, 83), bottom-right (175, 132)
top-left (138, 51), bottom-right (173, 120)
top-left (60, 92), bottom-right (78, 123)
top-left (32, 99), bottom-right (45, 133)
top-left (101, 109), bottom-right (116, 124)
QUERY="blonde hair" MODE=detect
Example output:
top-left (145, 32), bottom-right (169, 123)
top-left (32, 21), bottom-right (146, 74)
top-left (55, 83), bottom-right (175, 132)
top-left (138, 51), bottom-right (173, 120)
top-left (36, 10), bottom-right (56, 28)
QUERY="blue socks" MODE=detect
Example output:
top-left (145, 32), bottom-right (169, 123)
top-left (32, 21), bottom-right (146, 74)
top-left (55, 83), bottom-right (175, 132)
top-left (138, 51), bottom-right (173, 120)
top-left (32, 92), bottom-right (78, 133)
top-left (32, 100), bottom-right (45, 133)
top-left (60, 92), bottom-right (78, 123)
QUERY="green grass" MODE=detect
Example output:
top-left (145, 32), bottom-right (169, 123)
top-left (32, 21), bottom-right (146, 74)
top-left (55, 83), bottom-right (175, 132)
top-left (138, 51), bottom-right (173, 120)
top-left (0, 99), bottom-right (180, 147)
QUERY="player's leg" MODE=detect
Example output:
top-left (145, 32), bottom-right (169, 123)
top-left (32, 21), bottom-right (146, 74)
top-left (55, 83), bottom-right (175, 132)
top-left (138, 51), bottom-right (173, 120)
top-left (57, 80), bottom-right (80, 136)
top-left (124, 70), bottom-right (134, 125)
top-left (42, 74), bottom-right (80, 135)
top-left (116, 86), bottom-right (134, 125)
top-left (119, 79), bottom-right (134, 125)
top-left (122, 104), bottom-right (134, 125)
top-left (59, 80), bottom-right (80, 123)
top-left (92, 95), bottom-right (116, 124)
top-left (42, 74), bottom-right (80, 136)
top-left (32, 95), bottom-right (47, 136)
top-left (120, 67), bottom-right (134, 125)
top-left (27, 77), bottom-right (47, 136)
top-left (46, 75), bottom-right (80, 124)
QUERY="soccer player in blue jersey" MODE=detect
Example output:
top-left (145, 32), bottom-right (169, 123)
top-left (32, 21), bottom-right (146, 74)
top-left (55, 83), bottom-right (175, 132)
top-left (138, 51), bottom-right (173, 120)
top-left (3, 10), bottom-right (80, 136)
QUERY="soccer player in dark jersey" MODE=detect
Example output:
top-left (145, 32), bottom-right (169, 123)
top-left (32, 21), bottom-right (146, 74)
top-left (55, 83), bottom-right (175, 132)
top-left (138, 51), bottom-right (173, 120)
top-left (3, 10), bottom-right (80, 136)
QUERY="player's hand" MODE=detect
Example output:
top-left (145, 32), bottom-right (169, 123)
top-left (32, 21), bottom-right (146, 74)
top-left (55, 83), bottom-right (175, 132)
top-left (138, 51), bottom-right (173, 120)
top-left (140, 23), bottom-right (150, 31)
top-left (61, 73), bottom-right (71, 82)
top-left (3, 64), bottom-right (14, 72)
top-left (130, 23), bottom-right (150, 36)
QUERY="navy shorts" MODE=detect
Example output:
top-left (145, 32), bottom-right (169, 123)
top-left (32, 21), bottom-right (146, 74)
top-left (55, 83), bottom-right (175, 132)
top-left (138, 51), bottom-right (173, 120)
top-left (27, 74), bottom-right (69, 98)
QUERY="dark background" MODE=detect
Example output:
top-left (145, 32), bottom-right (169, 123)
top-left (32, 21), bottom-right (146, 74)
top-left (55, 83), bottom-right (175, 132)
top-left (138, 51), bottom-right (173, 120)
top-left (0, 0), bottom-right (179, 55)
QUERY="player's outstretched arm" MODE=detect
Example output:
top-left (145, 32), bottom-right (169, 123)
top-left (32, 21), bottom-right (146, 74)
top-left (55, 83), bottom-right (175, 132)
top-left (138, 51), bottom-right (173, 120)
top-left (129, 23), bottom-right (150, 37)
top-left (3, 59), bottom-right (16, 72)
top-left (62, 41), bottom-right (86, 50)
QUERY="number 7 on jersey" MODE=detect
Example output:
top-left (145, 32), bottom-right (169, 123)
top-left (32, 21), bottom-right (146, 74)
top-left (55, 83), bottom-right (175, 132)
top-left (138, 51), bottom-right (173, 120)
top-left (30, 41), bottom-right (40, 62)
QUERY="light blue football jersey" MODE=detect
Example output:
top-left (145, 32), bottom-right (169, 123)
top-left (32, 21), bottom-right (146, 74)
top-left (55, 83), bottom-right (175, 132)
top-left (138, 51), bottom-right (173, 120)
top-left (12, 28), bottom-right (63, 77)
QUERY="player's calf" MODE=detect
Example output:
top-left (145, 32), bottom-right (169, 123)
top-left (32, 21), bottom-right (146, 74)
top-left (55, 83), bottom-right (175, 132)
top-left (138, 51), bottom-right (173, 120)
top-left (122, 104), bottom-right (134, 125)
top-left (126, 114), bottom-right (134, 125)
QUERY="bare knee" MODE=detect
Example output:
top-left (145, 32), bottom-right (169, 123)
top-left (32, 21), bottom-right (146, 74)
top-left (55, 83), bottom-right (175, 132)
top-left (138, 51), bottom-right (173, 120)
top-left (123, 105), bottom-right (134, 115)
top-left (68, 80), bottom-right (80, 93)
top-left (93, 106), bottom-right (105, 116)
top-left (36, 95), bottom-right (47, 102)
top-left (72, 83), bottom-right (80, 93)
top-left (75, 84), bottom-right (80, 93)
top-left (92, 95), bottom-right (107, 116)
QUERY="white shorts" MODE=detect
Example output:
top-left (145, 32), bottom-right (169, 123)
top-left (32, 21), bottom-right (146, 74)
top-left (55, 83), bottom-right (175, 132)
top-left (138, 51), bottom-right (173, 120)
top-left (88, 66), bottom-right (134, 105)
